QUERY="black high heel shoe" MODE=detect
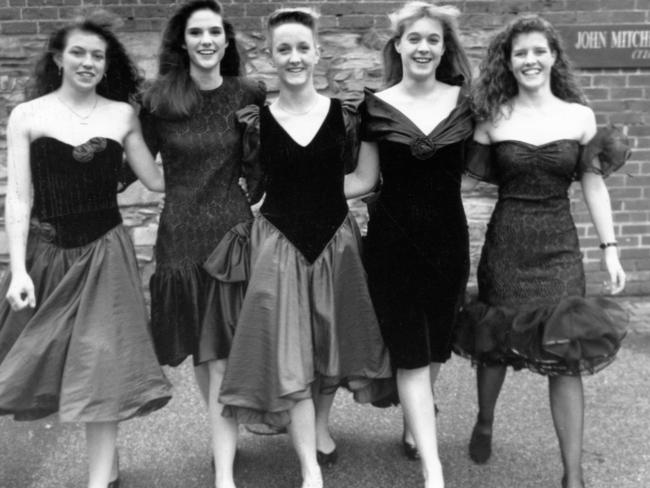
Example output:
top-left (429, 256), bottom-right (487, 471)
top-left (401, 434), bottom-right (420, 461)
top-left (316, 447), bottom-right (338, 467)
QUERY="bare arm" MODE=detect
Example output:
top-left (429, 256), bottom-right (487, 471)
top-left (123, 108), bottom-right (165, 192)
top-left (579, 106), bottom-right (625, 294)
top-left (344, 141), bottom-right (380, 199)
top-left (5, 104), bottom-right (36, 309)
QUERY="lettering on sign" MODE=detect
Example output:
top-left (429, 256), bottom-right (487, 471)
top-left (557, 24), bottom-right (650, 68)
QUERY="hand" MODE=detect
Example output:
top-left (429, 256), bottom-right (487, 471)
top-left (5, 271), bottom-right (36, 311)
top-left (603, 247), bottom-right (626, 295)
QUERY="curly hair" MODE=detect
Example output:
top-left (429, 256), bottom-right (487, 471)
top-left (382, 1), bottom-right (472, 88)
top-left (143, 0), bottom-right (242, 119)
top-left (26, 12), bottom-right (141, 102)
top-left (472, 14), bottom-right (587, 122)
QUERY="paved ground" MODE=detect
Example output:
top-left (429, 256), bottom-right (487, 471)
top-left (1, 297), bottom-right (649, 488)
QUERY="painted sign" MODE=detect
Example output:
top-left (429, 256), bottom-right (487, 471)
top-left (557, 24), bottom-right (650, 68)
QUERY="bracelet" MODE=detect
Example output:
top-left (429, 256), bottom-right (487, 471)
top-left (599, 241), bottom-right (618, 250)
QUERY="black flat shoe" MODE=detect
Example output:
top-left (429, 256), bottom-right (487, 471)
top-left (108, 452), bottom-right (120, 488)
top-left (468, 423), bottom-right (492, 464)
top-left (107, 479), bottom-right (119, 488)
top-left (401, 436), bottom-right (420, 461)
top-left (316, 447), bottom-right (338, 467)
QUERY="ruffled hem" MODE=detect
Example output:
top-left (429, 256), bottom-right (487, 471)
top-left (0, 225), bottom-right (172, 422)
top-left (453, 296), bottom-right (628, 376)
top-left (210, 214), bottom-right (394, 426)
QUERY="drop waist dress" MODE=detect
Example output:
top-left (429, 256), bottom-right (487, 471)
top-left (0, 136), bottom-right (172, 422)
top-left (203, 99), bottom-right (393, 426)
top-left (453, 132), bottom-right (630, 375)
top-left (139, 77), bottom-right (265, 366)
top-left (361, 87), bottom-right (473, 370)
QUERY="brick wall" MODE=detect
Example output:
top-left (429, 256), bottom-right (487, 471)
top-left (1, 0), bottom-right (649, 295)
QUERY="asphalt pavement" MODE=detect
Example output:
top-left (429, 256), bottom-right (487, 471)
top-left (2, 298), bottom-right (649, 488)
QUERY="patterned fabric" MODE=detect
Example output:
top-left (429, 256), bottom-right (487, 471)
top-left (360, 87), bottom-right (472, 369)
top-left (139, 76), bottom-right (266, 366)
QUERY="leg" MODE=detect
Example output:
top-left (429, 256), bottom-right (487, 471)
top-left (207, 359), bottom-right (238, 488)
top-left (194, 362), bottom-right (210, 405)
top-left (86, 421), bottom-right (118, 488)
top-left (313, 383), bottom-right (337, 461)
top-left (469, 364), bottom-right (507, 463)
top-left (287, 398), bottom-right (323, 488)
top-left (404, 363), bottom-right (442, 450)
top-left (549, 375), bottom-right (584, 488)
top-left (397, 366), bottom-right (444, 488)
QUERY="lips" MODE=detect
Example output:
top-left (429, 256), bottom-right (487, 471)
top-left (413, 57), bottom-right (432, 64)
top-left (198, 49), bottom-right (216, 55)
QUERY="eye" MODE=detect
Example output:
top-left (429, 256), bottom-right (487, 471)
top-left (209, 27), bottom-right (223, 36)
top-left (427, 35), bottom-right (440, 45)
top-left (407, 34), bottom-right (422, 44)
top-left (187, 28), bottom-right (202, 36)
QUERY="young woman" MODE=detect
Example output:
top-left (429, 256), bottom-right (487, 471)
top-left (204, 8), bottom-right (392, 488)
top-left (139, 1), bottom-right (264, 486)
top-left (453, 15), bottom-right (629, 488)
top-left (344, 2), bottom-right (473, 487)
top-left (0, 14), bottom-right (172, 488)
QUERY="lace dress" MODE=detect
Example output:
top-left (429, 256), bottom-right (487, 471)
top-left (360, 86), bottom-right (473, 369)
top-left (453, 131), bottom-right (629, 375)
top-left (0, 137), bottom-right (172, 422)
top-left (139, 77), bottom-right (265, 366)
top-left (203, 99), bottom-right (393, 427)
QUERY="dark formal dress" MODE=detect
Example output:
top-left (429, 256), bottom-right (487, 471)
top-left (0, 136), bottom-right (172, 422)
top-left (203, 99), bottom-right (393, 427)
top-left (360, 87), bottom-right (473, 370)
top-left (454, 132), bottom-right (629, 375)
top-left (139, 77), bottom-right (265, 366)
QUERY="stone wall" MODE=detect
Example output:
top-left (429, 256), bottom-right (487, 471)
top-left (1, 0), bottom-right (649, 295)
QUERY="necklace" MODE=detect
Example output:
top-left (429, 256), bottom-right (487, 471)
top-left (275, 98), bottom-right (320, 116)
top-left (56, 95), bottom-right (98, 125)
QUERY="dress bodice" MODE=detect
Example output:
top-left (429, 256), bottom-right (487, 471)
top-left (139, 76), bottom-right (266, 267)
top-left (259, 99), bottom-right (349, 263)
top-left (30, 136), bottom-right (123, 247)
top-left (491, 139), bottom-right (580, 202)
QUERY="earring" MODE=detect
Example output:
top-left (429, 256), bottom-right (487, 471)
top-left (58, 66), bottom-right (62, 76)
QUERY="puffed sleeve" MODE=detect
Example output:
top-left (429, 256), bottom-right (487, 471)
top-left (464, 140), bottom-right (498, 185)
top-left (578, 125), bottom-right (632, 179)
top-left (237, 104), bottom-right (265, 204)
top-left (341, 99), bottom-right (361, 174)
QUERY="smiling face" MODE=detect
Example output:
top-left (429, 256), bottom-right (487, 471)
top-left (55, 29), bottom-right (107, 92)
top-left (509, 31), bottom-right (557, 92)
top-left (269, 22), bottom-right (319, 89)
top-left (183, 8), bottom-right (228, 76)
top-left (395, 16), bottom-right (445, 82)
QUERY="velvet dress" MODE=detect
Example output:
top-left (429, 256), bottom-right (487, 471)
top-left (204, 99), bottom-right (393, 426)
top-left (139, 77), bottom-right (265, 366)
top-left (360, 87), bottom-right (473, 370)
top-left (453, 129), bottom-right (630, 375)
top-left (0, 136), bottom-right (172, 422)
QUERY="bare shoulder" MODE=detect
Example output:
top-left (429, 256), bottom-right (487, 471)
top-left (566, 102), bottom-right (596, 142)
top-left (102, 98), bottom-right (135, 118)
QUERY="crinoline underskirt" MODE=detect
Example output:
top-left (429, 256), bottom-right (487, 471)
top-left (204, 214), bottom-right (394, 427)
top-left (453, 296), bottom-right (628, 376)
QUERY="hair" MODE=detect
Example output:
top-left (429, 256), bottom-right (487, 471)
top-left (471, 14), bottom-right (588, 122)
top-left (267, 7), bottom-right (320, 39)
top-left (382, 1), bottom-right (472, 88)
top-left (26, 11), bottom-right (141, 102)
top-left (143, 0), bottom-right (242, 119)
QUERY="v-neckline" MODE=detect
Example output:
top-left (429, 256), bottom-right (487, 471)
top-left (265, 99), bottom-right (333, 149)
top-left (368, 87), bottom-right (463, 137)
